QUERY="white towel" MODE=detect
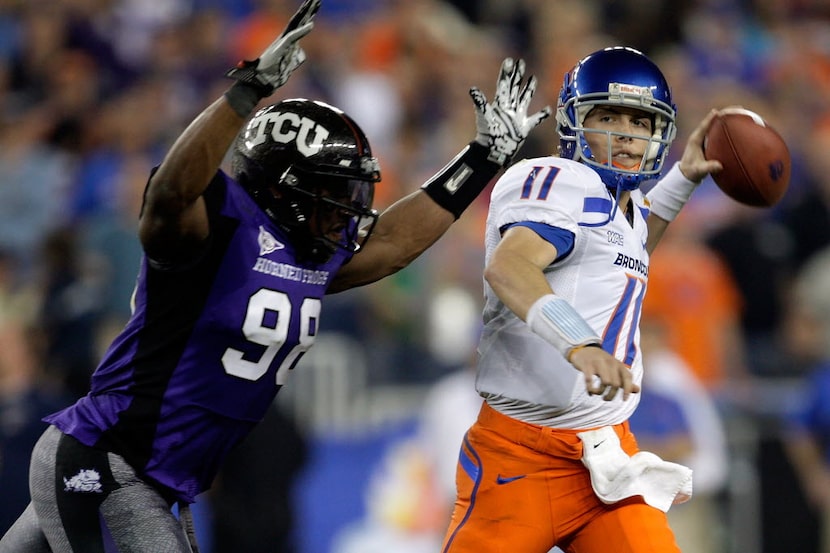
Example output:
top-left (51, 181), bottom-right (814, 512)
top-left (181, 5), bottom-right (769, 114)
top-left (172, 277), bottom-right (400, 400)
top-left (577, 426), bottom-right (693, 513)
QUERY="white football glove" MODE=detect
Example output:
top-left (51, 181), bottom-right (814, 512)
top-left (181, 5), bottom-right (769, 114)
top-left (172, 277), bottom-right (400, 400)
top-left (470, 58), bottom-right (552, 166)
top-left (226, 0), bottom-right (321, 95)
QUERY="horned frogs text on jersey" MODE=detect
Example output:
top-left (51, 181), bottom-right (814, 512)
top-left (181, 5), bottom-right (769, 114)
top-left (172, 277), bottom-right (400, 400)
top-left (477, 156), bottom-right (650, 429)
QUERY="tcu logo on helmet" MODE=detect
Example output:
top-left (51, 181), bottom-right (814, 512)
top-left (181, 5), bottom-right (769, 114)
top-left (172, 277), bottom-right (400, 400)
top-left (244, 111), bottom-right (330, 158)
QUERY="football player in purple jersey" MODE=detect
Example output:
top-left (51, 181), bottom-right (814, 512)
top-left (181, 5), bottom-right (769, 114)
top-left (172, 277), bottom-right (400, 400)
top-left (0, 1), bottom-right (551, 552)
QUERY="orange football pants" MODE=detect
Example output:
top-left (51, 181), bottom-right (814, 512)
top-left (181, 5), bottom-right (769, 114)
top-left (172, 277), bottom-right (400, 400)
top-left (441, 402), bottom-right (681, 553)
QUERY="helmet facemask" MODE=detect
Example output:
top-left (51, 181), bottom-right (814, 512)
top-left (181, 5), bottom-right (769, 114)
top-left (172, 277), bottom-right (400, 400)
top-left (269, 167), bottom-right (379, 264)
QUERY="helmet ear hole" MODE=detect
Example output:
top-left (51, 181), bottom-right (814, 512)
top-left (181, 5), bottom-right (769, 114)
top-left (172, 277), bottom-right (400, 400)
top-left (279, 170), bottom-right (300, 188)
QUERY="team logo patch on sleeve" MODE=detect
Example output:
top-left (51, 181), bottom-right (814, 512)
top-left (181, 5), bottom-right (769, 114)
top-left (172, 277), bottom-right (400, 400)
top-left (258, 225), bottom-right (285, 255)
top-left (63, 469), bottom-right (103, 493)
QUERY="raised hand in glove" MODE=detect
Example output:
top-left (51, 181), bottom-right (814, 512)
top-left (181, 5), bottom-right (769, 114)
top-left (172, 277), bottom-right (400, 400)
top-left (226, 0), bottom-right (321, 97)
top-left (470, 58), bottom-right (552, 166)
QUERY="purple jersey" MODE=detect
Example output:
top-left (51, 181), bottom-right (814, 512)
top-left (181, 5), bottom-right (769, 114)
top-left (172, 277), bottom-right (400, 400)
top-left (45, 171), bottom-right (351, 502)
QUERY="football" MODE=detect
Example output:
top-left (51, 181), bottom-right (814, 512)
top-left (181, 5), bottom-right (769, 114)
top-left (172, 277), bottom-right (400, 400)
top-left (703, 107), bottom-right (791, 207)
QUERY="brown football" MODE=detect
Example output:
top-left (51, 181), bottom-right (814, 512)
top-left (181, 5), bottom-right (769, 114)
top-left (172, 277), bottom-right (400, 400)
top-left (703, 107), bottom-right (790, 207)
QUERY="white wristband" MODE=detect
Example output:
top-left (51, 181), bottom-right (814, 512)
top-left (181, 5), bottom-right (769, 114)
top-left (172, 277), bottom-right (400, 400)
top-left (526, 294), bottom-right (602, 359)
top-left (646, 162), bottom-right (699, 222)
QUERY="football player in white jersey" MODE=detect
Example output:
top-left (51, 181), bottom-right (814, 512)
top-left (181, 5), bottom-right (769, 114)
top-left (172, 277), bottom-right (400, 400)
top-left (441, 47), bottom-right (724, 553)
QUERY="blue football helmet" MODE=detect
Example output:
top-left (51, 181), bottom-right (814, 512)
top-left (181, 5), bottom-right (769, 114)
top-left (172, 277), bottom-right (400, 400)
top-left (556, 47), bottom-right (677, 191)
top-left (232, 99), bottom-right (380, 264)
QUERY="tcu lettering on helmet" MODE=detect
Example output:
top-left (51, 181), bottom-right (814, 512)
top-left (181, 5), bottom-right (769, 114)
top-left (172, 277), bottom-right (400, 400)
top-left (244, 111), bottom-right (331, 158)
top-left (556, 47), bottom-right (677, 192)
top-left (232, 99), bottom-right (381, 264)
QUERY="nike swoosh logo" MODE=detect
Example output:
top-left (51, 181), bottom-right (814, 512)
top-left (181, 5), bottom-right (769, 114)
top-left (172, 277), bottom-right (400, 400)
top-left (496, 474), bottom-right (527, 485)
top-left (445, 165), bottom-right (473, 193)
top-left (593, 440), bottom-right (606, 449)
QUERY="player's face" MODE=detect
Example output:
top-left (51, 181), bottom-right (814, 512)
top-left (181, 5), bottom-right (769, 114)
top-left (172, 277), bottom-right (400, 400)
top-left (310, 190), bottom-right (353, 243)
top-left (582, 106), bottom-right (653, 170)
top-left (309, 179), bottom-right (373, 245)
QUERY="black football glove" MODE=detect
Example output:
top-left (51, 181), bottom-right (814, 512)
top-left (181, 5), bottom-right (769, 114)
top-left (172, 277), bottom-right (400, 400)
top-left (470, 58), bottom-right (552, 166)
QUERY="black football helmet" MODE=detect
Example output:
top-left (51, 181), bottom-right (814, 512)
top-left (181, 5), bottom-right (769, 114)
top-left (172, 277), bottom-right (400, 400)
top-left (232, 99), bottom-right (381, 264)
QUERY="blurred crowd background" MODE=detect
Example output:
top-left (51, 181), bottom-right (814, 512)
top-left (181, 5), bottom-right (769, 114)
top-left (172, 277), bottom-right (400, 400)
top-left (3, 0), bottom-right (830, 552)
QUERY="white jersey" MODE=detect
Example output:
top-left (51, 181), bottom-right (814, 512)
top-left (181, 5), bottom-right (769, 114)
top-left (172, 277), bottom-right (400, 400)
top-left (477, 156), bottom-right (650, 429)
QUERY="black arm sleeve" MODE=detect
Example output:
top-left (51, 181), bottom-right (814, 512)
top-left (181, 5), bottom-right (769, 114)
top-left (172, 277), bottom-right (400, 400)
top-left (420, 141), bottom-right (502, 219)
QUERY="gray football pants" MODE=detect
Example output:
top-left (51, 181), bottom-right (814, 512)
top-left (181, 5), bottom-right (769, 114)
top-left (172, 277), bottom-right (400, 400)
top-left (0, 426), bottom-right (195, 552)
